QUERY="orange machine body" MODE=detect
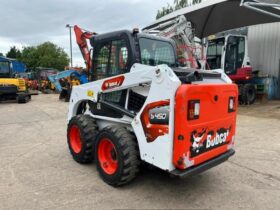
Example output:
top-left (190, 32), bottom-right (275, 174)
top-left (173, 84), bottom-right (238, 170)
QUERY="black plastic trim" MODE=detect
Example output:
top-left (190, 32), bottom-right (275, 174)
top-left (170, 149), bottom-right (235, 177)
top-left (99, 99), bottom-right (136, 118)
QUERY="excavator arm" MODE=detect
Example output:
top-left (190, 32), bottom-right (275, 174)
top-left (73, 25), bottom-right (97, 73)
top-left (143, 15), bottom-right (204, 69)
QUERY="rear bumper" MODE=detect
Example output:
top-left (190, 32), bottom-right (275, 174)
top-left (170, 149), bottom-right (235, 177)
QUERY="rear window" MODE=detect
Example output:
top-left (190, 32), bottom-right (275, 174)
top-left (139, 38), bottom-right (176, 67)
top-left (0, 61), bottom-right (10, 74)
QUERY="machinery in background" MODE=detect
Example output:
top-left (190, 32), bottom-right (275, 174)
top-left (36, 67), bottom-right (58, 93)
top-left (0, 57), bottom-right (31, 103)
top-left (143, 15), bottom-right (205, 69)
top-left (143, 0), bottom-right (280, 105)
top-left (46, 25), bottom-right (95, 102)
top-left (48, 69), bottom-right (88, 102)
top-left (17, 72), bottom-right (39, 94)
top-left (206, 35), bottom-right (257, 104)
top-left (73, 25), bottom-right (96, 73)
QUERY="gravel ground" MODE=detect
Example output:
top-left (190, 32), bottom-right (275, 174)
top-left (0, 94), bottom-right (279, 209)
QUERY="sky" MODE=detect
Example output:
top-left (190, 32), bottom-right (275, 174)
top-left (0, 0), bottom-right (174, 67)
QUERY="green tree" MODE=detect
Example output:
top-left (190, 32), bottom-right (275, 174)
top-left (6, 46), bottom-right (22, 59)
top-left (156, 0), bottom-right (202, 19)
top-left (20, 42), bottom-right (69, 71)
top-left (0, 52), bottom-right (3, 56)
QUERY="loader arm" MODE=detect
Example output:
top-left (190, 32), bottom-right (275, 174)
top-left (73, 25), bottom-right (97, 73)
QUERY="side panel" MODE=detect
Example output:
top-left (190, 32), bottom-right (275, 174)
top-left (0, 78), bottom-right (26, 92)
top-left (173, 84), bottom-right (238, 170)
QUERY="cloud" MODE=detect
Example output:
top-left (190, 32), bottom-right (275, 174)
top-left (0, 0), bottom-right (173, 67)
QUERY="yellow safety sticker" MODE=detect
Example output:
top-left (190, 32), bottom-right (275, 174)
top-left (87, 90), bottom-right (94, 97)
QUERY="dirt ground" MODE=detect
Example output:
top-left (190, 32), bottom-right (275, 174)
top-left (0, 94), bottom-right (279, 210)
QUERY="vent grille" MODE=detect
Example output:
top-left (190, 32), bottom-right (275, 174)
top-left (18, 79), bottom-right (26, 91)
top-left (128, 91), bottom-right (146, 112)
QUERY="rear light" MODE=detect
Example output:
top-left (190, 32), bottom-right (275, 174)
top-left (188, 100), bottom-right (200, 120)
top-left (228, 97), bottom-right (236, 112)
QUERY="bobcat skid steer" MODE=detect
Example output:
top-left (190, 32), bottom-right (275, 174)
top-left (67, 29), bottom-right (237, 186)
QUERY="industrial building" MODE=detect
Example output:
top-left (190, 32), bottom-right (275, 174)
top-left (248, 22), bottom-right (280, 99)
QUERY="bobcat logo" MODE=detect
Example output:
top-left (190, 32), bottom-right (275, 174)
top-left (190, 127), bottom-right (231, 156)
top-left (191, 129), bottom-right (207, 153)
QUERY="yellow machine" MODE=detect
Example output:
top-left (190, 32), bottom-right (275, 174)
top-left (36, 67), bottom-right (58, 93)
top-left (0, 60), bottom-right (31, 103)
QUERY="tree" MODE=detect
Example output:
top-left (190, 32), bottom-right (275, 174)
top-left (6, 46), bottom-right (22, 59)
top-left (20, 42), bottom-right (69, 71)
top-left (156, 0), bottom-right (202, 19)
top-left (0, 52), bottom-right (3, 56)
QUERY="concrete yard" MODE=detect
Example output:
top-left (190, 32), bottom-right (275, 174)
top-left (0, 94), bottom-right (280, 209)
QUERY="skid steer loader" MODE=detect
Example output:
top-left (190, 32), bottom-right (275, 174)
top-left (66, 28), bottom-right (237, 186)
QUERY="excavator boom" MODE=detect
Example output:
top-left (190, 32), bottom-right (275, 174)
top-left (73, 25), bottom-right (96, 73)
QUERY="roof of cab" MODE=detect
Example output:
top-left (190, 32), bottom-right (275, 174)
top-left (90, 29), bottom-right (174, 46)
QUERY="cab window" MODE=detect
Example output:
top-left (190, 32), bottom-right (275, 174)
top-left (108, 39), bottom-right (129, 77)
top-left (139, 38), bottom-right (176, 67)
top-left (94, 38), bottom-right (130, 106)
top-left (94, 39), bottom-right (129, 80)
top-left (96, 43), bottom-right (110, 80)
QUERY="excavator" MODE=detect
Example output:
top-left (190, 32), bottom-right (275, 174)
top-left (0, 58), bottom-right (31, 103)
top-left (143, 0), bottom-right (280, 104)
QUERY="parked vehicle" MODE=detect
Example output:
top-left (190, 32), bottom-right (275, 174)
top-left (206, 35), bottom-right (257, 104)
top-left (0, 57), bottom-right (30, 103)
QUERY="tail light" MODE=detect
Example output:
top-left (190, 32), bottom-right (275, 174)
top-left (188, 100), bottom-right (200, 120)
top-left (228, 97), bottom-right (236, 112)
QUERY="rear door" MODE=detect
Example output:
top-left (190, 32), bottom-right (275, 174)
top-left (173, 83), bottom-right (238, 170)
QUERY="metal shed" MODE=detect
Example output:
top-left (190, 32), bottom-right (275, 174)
top-left (248, 22), bottom-right (280, 98)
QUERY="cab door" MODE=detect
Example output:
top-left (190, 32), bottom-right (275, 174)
top-left (91, 35), bottom-right (132, 117)
top-left (224, 36), bottom-right (246, 75)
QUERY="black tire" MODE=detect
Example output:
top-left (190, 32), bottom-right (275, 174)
top-left (241, 84), bottom-right (256, 105)
top-left (59, 90), bottom-right (67, 100)
top-left (95, 126), bottom-right (140, 186)
top-left (17, 94), bottom-right (30, 104)
top-left (64, 86), bottom-right (72, 102)
top-left (67, 115), bottom-right (98, 163)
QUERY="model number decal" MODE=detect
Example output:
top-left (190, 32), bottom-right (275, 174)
top-left (150, 113), bottom-right (167, 120)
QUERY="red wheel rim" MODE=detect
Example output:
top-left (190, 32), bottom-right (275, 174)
top-left (69, 125), bottom-right (82, 153)
top-left (98, 138), bottom-right (118, 175)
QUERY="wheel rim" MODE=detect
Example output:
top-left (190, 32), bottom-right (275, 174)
top-left (69, 125), bottom-right (82, 153)
top-left (98, 138), bottom-right (118, 175)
